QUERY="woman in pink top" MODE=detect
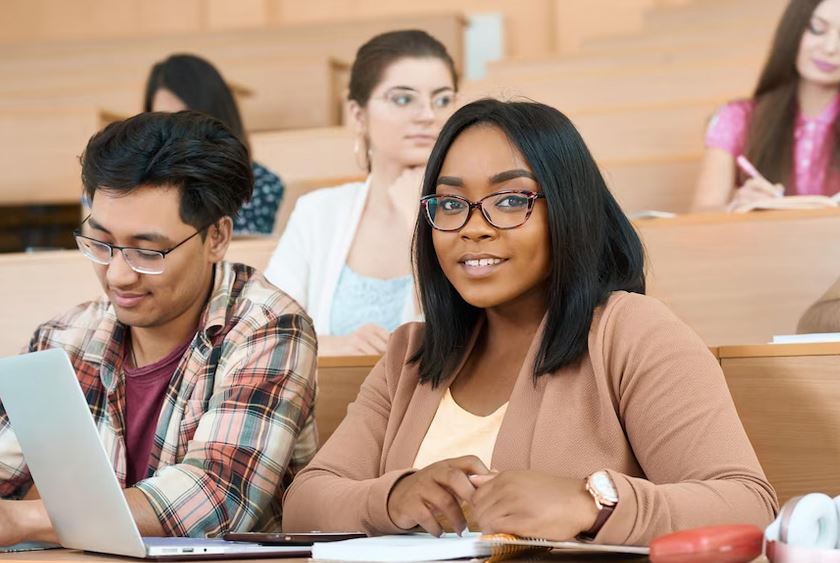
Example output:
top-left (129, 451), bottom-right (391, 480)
top-left (693, 0), bottom-right (840, 212)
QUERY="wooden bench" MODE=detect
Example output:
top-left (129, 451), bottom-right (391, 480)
top-left (638, 209), bottom-right (840, 346)
top-left (720, 342), bottom-right (840, 503)
top-left (1, 56), bottom-right (349, 132)
top-left (0, 11), bottom-right (464, 207)
top-left (315, 355), bottom-right (378, 443)
top-left (485, 47), bottom-right (768, 83)
top-left (602, 155), bottom-right (701, 215)
top-left (0, 106), bottom-right (102, 205)
top-left (252, 100), bottom-right (715, 185)
top-left (466, 62), bottom-right (752, 117)
top-left (0, 12), bottom-right (465, 75)
top-left (580, 26), bottom-right (773, 56)
top-left (643, 0), bottom-right (786, 30)
top-left (0, 0), bottom-right (685, 59)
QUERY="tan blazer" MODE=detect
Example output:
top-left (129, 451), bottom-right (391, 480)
top-left (283, 292), bottom-right (778, 545)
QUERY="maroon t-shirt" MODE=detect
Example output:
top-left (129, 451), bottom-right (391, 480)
top-left (123, 336), bottom-right (194, 486)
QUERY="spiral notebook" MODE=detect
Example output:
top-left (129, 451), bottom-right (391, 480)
top-left (311, 532), bottom-right (649, 562)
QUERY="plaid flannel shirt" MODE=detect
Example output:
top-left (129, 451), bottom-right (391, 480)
top-left (0, 262), bottom-right (318, 537)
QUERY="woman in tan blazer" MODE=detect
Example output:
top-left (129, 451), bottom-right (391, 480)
top-left (283, 99), bottom-right (778, 546)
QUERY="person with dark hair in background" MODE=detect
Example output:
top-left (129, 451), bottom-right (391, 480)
top-left (264, 30), bottom-right (459, 355)
top-left (145, 53), bottom-right (285, 234)
top-left (0, 112), bottom-right (317, 545)
top-left (283, 99), bottom-right (777, 545)
top-left (693, 0), bottom-right (840, 212)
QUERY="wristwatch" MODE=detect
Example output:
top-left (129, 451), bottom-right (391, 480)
top-left (577, 470), bottom-right (619, 541)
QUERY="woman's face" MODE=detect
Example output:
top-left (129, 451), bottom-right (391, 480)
top-left (430, 125), bottom-right (551, 311)
top-left (352, 57), bottom-right (456, 170)
top-left (797, 0), bottom-right (840, 87)
top-left (151, 88), bottom-right (188, 112)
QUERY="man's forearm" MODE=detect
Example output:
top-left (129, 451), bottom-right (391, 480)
top-left (0, 489), bottom-right (165, 546)
top-left (125, 488), bottom-right (166, 537)
top-left (15, 501), bottom-right (57, 543)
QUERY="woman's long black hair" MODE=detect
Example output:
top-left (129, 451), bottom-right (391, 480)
top-left (411, 99), bottom-right (645, 387)
top-left (143, 53), bottom-right (249, 152)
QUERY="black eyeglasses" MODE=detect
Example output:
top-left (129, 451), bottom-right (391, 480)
top-left (420, 190), bottom-right (546, 232)
top-left (73, 216), bottom-right (211, 275)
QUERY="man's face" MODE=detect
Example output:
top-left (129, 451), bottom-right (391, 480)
top-left (83, 185), bottom-right (223, 330)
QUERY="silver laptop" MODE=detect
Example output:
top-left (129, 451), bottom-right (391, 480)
top-left (0, 349), bottom-right (308, 560)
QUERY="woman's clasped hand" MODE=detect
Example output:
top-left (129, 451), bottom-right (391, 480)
top-left (387, 457), bottom-right (599, 541)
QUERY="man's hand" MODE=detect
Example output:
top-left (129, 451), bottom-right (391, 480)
top-left (0, 499), bottom-right (57, 546)
top-left (0, 488), bottom-right (164, 547)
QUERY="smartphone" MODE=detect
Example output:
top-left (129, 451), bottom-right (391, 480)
top-left (223, 531), bottom-right (367, 546)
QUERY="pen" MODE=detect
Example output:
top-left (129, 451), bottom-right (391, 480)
top-left (736, 155), bottom-right (766, 182)
top-left (735, 154), bottom-right (784, 199)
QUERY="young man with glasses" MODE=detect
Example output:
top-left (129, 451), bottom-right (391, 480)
top-left (0, 111), bottom-right (318, 545)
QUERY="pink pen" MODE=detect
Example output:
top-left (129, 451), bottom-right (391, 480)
top-left (735, 155), bottom-right (766, 181)
top-left (736, 155), bottom-right (783, 198)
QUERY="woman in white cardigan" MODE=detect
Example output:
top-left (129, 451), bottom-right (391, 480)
top-left (265, 30), bottom-right (459, 355)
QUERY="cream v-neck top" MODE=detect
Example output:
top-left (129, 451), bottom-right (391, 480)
top-left (412, 389), bottom-right (508, 470)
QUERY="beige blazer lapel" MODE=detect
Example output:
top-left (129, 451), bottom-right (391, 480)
top-left (491, 314), bottom-right (550, 470)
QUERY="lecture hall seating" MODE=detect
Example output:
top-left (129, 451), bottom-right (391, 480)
top-left (638, 209), bottom-right (840, 346)
top-left (0, 12), bottom-right (464, 209)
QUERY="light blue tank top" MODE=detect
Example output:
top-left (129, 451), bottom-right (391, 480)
top-left (329, 265), bottom-right (413, 336)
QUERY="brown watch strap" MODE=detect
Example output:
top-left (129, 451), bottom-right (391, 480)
top-left (576, 503), bottom-right (616, 542)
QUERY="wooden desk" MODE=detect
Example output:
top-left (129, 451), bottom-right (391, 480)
top-left (0, 547), bottom-right (654, 562)
top-left (637, 208), bottom-right (840, 346)
top-left (719, 342), bottom-right (840, 504)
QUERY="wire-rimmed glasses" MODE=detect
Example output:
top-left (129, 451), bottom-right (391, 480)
top-left (73, 217), bottom-right (210, 275)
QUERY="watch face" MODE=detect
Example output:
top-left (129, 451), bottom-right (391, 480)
top-left (591, 471), bottom-right (619, 504)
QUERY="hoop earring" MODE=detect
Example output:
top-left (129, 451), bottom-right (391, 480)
top-left (354, 137), bottom-right (371, 172)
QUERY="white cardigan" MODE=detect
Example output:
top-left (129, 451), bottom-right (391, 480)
top-left (264, 179), bottom-right (418, 335)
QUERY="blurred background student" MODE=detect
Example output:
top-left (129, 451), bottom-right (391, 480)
top-left (264, 30), bottom-right (458, 356)
top-left (693, 0), bottom-right (840, 212)
top-left (145, 53), bottom-right (285, 235)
